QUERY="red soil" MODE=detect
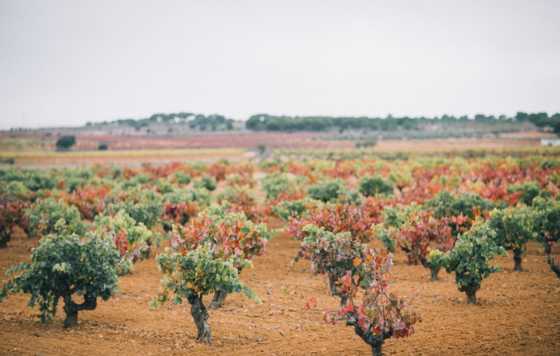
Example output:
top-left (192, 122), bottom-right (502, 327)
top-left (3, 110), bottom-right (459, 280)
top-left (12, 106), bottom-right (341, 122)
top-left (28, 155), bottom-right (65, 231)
top-left (0, 229), bottom-right (559, 355)
top-left (73, 133), bottom-right (353, 150)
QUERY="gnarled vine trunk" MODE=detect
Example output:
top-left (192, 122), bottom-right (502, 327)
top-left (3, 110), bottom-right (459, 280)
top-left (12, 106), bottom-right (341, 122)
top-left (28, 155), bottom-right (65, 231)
top-left (513, 248), bottom-right (523, 272)
top-left (0, 229), bottom-right (9, 249)
top-left (326, 272), bottom-right (348, 306)
top-left (465, 288), bottom-right (477, 304)
top-left (544, 242), bottom-right (552, 255)
top-left (209, 266), bottom-right (242, 309)
top-left (371, 343), bottom-right (383, 356)
top-left (547, 255), bottom-right (560, 279)
top-left (430, 267), bottom-right (440, 281)
top-left (347, 315), bottom-right (389, 356)
top-left (209, 289), bottom-right (228, 309)
top-left (421, 257), bottom-right (440, 281)
top-left (0, 225), bottom-right (13, 249)
top-left (63, 294), bottom-right (97, 328)
top-left (188, 294), bottom-right (211, 343)
top-left (327, 273), bottom-right (337, 296)
top-left (339, 294), bottom-right (349, 307)
top-left (401, 245), bottom-right (421, 265)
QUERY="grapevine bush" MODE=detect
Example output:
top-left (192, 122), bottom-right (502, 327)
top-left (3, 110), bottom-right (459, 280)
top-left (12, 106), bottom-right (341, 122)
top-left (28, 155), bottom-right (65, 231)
top-left (532, 197), bottom-right (560, 278)
top-left (67, 185), bottom-right (110, 220)
top-left (109, 188), bottom-right (163, 228)
top-left (161, 188), bottom-right (209, 230)
top-left (445, 222), bottom-right (506, 304)
top-left (426, 191), bottom-right (494, 220)
top-left (152, 246), bottom-right (257, 343)
top-left (308, 180), bottom-right (347, 203)
top-left (288, 203), bottom-right (379, 247)
top-left (359, 175), bottom-right (394, 197)
top-left (170, 207), bottom-right (271, 308)
top-left (0, 232), bottom-right (119, 327)
top-left (298, 225), bottom-right (421, 356)
top-left (507, 181), bottom-right (549, 206)
top-left (194, 176), bottom-right (217, 191)
top-left (95, 210), bottom-right (156, 275)
top-left (0, 197), bottom-right (28, 248)
top-left (217, 186), bottom-right (262, 222)
top-left (487, 207), bottom-right (535, 271)
top-left (296, 225), bottom-right (360, 305)
top-left (262, 173), bottom-right (292, 200)
top-left (25, 198), bottom-right (86, 238)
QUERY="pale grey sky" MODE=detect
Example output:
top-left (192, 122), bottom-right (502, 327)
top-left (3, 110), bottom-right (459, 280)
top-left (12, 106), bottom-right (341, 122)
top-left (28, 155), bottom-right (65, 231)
top-left (1, 0), bottom-right (559, 129)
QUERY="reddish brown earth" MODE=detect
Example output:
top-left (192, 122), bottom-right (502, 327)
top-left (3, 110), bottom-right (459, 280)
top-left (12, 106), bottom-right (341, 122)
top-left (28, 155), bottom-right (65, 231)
top-left (76, 132), bottom-right (354, 150)
top-left (2, 131), bottom-right (549, 153)
top-left (1, 229), bottom-right (559, 356)
top-left (2, 132), bottom-right (353, 151)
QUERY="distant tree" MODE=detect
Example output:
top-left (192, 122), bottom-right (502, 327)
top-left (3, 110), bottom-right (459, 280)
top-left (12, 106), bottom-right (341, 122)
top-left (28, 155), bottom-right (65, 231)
top-left (55, 136), bottom-right (76, 151)
top-left (550, 113), bottom-right (560, 135)
top-left (515, 112), bottom-right (529, 122)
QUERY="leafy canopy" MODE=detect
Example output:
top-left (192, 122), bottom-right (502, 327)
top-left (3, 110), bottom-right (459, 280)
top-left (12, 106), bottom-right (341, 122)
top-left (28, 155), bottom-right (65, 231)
top-left (25, 198), bottom-right (86, 238)
top-left (446, 222), bottom-right (506, 295)
top-left (0, 233), bottom-right (119, 323)
top-left (359, 176), bottom-right (394, 197)
top-left (152, 245), bottom-right (257, 306)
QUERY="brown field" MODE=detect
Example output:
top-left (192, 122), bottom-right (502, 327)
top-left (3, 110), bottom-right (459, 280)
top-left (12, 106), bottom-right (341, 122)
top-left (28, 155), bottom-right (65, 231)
top-left (374, 137), bottom-right (544, 152)
top-left (1, 228), bottom-right (559, 356)
top-left (0, 131), bottom-right (553, 168)
top-left (0, 148), bottom-right (249, 168)
top-left (0, 132), bottom-right (354, 152)
top-left (72, 133), bottom-right (354, 150)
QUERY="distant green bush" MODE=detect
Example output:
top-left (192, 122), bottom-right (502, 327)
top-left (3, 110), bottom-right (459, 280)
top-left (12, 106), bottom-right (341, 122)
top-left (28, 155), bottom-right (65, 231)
top-left (359, 176), bottom-right (393, 197)
top-left (56, 136), bottom-right (76, 151)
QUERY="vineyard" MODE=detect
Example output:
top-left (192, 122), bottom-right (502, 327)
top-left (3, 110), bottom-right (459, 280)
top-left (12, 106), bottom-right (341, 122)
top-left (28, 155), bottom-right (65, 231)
top-left (1, 152), bottom-right (560, 355)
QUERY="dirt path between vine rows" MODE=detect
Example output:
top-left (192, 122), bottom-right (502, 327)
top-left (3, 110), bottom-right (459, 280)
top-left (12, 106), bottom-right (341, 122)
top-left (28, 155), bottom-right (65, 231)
top-left (1, 229), bottom-right (559, 355)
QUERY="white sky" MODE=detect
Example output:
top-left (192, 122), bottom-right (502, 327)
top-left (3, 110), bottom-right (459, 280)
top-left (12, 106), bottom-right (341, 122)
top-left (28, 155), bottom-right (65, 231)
top-left (1, 0), bottom-right (559, 129)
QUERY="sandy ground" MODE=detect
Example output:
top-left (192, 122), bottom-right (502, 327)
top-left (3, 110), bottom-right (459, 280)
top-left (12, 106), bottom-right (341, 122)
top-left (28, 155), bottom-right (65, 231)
top-left (0, 227), bottom-right (559, 356)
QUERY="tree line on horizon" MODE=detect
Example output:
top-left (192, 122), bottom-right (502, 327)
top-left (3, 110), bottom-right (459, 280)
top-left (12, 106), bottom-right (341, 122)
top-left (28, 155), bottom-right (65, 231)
top-left (245, 112), bottom-right (560, 134)
top-left (80, 111), bottom-right (560, 135)
top-left (86, 112), bottom-right (234, 131)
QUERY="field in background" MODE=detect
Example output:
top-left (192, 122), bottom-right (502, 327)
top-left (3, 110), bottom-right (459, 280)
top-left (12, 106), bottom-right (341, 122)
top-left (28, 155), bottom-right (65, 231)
top-left (375, 137), bottom-right (544, 152)
top-left (0, 148), bottom-right (248, 168)
top-left (0, 130), bottom-right (557, 167)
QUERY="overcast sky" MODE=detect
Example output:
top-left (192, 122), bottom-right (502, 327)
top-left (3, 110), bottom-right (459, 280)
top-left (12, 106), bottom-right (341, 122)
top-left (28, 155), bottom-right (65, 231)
top-left (1, 0), bottom-right (559, 129)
